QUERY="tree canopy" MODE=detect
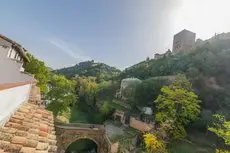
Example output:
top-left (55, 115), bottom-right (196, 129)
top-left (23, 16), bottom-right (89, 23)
top-left (208, 114), bottom-right (230, 152)
top-left (24, 53), bottom-right (49, 93)
top-left (119, 39), bottom-right (230, 119)
top-left (75, 76), bottom-right (98, 110)
top-left (55, 60), bottom-right (120, 81)
top-left (144, 133), bottom-right (167, 153)
top-left (154, 74), bottom-right (201, 139)
top-left (46, 74), bottom-right (76, 116)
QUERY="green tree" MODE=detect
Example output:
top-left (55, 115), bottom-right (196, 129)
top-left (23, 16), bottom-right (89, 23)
top-left (208, 114), bottom-right (230, 152)
top-left (75, 77), bottom-right (98, 109)
top-left (46, 74), bottom-right (76, 116)
top-left (154, 74), bottom-right (201, 139)
top-left (135, 77), bottom-right (168, 107)
top-left (24, 53), bottom-right (49, 93)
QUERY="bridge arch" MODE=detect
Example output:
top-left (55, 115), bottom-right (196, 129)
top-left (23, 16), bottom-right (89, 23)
top-left (65, 137), bottom-right (99, 153)
top-left (55, 123), bottom-right (110, 153)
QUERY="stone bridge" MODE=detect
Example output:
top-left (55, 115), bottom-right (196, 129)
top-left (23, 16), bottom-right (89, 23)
top-left (55, 123), bottom-right (111, 153)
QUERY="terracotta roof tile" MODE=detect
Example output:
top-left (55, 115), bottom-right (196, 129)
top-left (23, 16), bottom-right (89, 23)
top-left (20, 147), bottom-right (36, 153)
top-left (0, 103), bottom-right (57, 153)
top-left (5, 144), bottom-right (22, 152)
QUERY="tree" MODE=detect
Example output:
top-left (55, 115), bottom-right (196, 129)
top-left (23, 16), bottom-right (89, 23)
top-left (154, 74), bottom-right (201, 139)
top-left (119, 40), bottom-right (230, 123)
top-left (24, 53), bottom-right (49, 93)
top-left (75, 77), bottom-right (98, 109)
top-left (134, 77), bottom-right (168, 107)
top-left (208, 114), bottom-right (230, 152)
top-left (144, 133), bottom-right (167, 153)
top-left (46, 74), bottom-right (76, 116)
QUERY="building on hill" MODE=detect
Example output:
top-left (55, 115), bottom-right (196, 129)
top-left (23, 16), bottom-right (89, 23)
top-left (208, 32), bottom-right (230, 42)
top-left (154, 49), bottom-right (172, 60)
top-left (172, 29), bottom-right (196, 54)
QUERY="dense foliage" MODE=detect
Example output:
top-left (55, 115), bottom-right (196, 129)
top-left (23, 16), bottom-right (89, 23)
top-left (144, 133), bottom-right (167, 153)
top-left (134, 77), bottom-right (169, 107)
top-left (120, 39), bottom-right (230, 119)
top-left (24, 53), bottom-right (49, 93)
top-left (154, 74), bottom-right (201, 139)
top-left (75, 76), bottom-right (98, 110)
top-left (55, 60), bottom-right (120, 81)
top-left (46, 74), bottom-right (76, 116)
top-left (209, 114), bottom-right (230, 152)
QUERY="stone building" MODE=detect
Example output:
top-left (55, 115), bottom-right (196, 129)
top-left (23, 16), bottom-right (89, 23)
top-left (172, 29), bottom-right (196, 54)
top-left (154, 49), bottom-right (172, 60)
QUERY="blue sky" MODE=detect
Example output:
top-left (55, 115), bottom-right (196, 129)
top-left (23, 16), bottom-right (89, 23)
top-left (1, 0), bottom-right (230, 69)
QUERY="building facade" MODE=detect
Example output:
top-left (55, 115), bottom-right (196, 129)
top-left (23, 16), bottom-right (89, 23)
top-left (0, 34), bottom-right (29, 72)
top-left (172, 29), bottom-right (196, 54)
top-left (0, 34), bottom-right (35, 126)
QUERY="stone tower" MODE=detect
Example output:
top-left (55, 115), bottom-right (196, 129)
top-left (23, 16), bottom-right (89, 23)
top-left (172, 29), bottom-right (196, 54)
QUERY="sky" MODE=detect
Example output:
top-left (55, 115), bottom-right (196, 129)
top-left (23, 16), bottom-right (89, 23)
top-left (0, 0), bottom-right (230, 70)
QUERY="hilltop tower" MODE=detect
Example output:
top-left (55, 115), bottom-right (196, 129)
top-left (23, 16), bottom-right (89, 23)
top-left (172, 29), bottom-right (196, 54)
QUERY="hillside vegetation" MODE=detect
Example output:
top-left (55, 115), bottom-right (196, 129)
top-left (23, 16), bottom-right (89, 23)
top-left (26, 36), bottom-right (230, 152)
top-left (55, 60), bottom-right (121, 81)
top-left (120, 39), bottom-right (230, 119)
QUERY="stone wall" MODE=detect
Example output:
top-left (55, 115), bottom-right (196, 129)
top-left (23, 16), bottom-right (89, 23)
top-left (129, 117), bottom-right (153, 132)
top-left (55, 124), bottom-right (110, 153)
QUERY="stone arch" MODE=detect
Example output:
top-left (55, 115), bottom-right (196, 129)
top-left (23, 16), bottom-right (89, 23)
top-left (55, 124), bottom-right (110, 153)
top-left (65, 137), bottom-right (99, 153)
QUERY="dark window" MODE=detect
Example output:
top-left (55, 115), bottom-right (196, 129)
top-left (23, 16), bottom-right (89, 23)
top-left (14, 52), bottom-right (18, 59)
top-left (8, 49), bottom-right (12, 57)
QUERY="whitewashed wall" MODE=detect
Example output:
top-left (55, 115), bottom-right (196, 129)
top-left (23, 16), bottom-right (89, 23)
top-left (0, 84), bottom-right (31, 126)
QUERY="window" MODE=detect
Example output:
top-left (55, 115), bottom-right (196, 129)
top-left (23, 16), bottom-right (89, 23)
top-left (17, 55), bottom-right (21, 61)
top-left (10, 49), bottom-right (16, 59)
top-left (7, 48), bottom-right (12, 57)
top-left (14, 52), bottom-right (18, 59)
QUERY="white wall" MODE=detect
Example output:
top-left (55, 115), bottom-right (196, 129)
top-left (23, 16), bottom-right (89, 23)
top-left (0, 46), bottom-right (9, 60)
top-left (0, 84), bottom-right (31, 126)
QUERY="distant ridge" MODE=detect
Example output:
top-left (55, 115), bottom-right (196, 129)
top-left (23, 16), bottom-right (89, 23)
top-left (55, 60), bottom-right (121, 80)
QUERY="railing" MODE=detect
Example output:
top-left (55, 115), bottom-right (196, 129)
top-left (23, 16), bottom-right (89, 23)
top-left (55, 122), bottom-right (105, 131)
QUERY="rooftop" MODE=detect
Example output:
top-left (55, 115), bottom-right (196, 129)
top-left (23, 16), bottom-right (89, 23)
top-left (0, 34), bottom-right (29, 62)
top-left (174, 29), bottom-right (196, 36)
top-left (0, 102), bottom-right (57, 153)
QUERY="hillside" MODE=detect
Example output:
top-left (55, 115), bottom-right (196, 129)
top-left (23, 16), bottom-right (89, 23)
top-left (119, 38), bottom-right (230, 119)
top-left (55, 60), bottom-right (121, 80)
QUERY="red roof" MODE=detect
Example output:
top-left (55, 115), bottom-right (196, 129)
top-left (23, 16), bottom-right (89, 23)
top-left (0, 102), bottom-right (57, 153)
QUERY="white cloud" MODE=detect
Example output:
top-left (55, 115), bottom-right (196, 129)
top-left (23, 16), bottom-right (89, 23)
top-left (47, 38), bottom-right (91, 61)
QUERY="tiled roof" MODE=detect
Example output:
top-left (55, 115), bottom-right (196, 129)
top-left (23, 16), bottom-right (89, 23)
top-left (0, 102), bottom-right (57, 153)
